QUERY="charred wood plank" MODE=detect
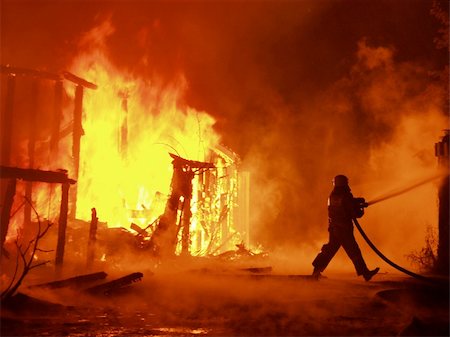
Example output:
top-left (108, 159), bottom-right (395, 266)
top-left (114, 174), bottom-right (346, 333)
top-left (63, 71), bottom-right (97, 90)
top-left (1, 75), bottom-right (15, 166)
top-left (0, 65), bottom-right (61, 81)
top-left (24, 80), bottom-right (40, 226)
top-left (181, 196), bottom-right (192, 256)
top-left (85, 272), bottom-right (144, 296)
top-left (169, 153), bottom-right (215, 169)
top-left (55, 182), bottom-right (70, 270)
top-left (70, 85), bottom-right (84, 218)
top-left (1, 66), bottom-right (97, 89)
top-left (0, 179), bottom-right (16, 258)
top-left (0, 166), bottom-right (76, 184)
top-left (29, 271), bottom-right (107, 289)
top-left (50, 81), bottom-right (63, 154)
top-left (130, 223), bottom-right (149, 237)
top-left (86, 208), bottom-right (98, 269)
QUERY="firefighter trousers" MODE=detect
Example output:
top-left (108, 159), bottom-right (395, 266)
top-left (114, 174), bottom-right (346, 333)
top-left (312, 225), bottom-right (368, 275)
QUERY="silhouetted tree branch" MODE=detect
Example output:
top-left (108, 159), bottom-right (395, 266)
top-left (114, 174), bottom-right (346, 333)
top-left (1, 198), bottom-right (53, 301)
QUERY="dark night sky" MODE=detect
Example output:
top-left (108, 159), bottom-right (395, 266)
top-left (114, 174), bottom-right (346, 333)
top-left (1, 0), bottom-right (448, 247)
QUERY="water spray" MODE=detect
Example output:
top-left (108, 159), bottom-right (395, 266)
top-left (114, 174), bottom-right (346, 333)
top-left (354, 172), bottom-right (448, 284)
top-left (366, 172), bottom-right (446, 207)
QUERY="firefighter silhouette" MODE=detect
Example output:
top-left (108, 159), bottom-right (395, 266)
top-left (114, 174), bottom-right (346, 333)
top-left (312, 175), bottom-right (379, 281)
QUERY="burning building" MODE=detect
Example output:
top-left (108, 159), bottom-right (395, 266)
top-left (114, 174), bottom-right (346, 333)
top-left (1, 2), bottom-right (449, 336)
top-left (0, 57), bottom-right (251, 269)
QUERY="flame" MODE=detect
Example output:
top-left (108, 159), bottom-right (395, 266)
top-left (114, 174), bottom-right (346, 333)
top-left (71, 59), bottom-right (217, 218)
top-left (66, 38), bottom-right (240, 255)
top-left (3, 21), bottom-right (248, 257)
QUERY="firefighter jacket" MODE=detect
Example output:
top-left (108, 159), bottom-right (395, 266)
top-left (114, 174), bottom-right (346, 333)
top-left (328, 186), bottom-right (364, 229)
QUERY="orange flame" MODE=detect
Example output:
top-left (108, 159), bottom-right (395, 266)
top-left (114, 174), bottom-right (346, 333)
top-left (3, 21), bottom-right (248, 256)
top-left (63, 30), bottom-right (247, 255)
top-left (71, 52), bottom-right (217, 214)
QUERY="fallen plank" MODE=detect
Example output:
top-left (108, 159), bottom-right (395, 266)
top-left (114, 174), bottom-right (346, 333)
top-left (240, 266), bottom-right (273, 274)
top-left (29, 272), bottom-right (107, 289)
top-left (130, 223), bottom-right (149, 237)
top-left (85, 272), bottom-right (144, 296)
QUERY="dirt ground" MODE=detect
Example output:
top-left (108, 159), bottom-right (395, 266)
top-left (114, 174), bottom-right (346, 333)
top-left (1, 256), bottom-right (449, 337)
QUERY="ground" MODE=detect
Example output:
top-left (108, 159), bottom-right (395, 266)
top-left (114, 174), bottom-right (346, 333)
top-left (1, 256), bottom-right (449, 336)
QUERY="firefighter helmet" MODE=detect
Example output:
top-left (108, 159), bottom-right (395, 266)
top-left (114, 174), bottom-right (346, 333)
top-left (333, 175), bottom-right (349, 187)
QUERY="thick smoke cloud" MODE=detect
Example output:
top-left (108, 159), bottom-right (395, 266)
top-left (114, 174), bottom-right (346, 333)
top-left (1, 0), bottom-right (448, 269)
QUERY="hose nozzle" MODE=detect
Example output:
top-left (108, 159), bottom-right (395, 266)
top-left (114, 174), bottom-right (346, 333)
top-left (354, 197), bottom-right (369, 208)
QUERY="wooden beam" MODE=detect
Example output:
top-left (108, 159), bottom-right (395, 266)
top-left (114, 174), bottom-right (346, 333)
top-left (0, 179), bottom-right (16, 257)
top-left (55, 182), bottom-right (70, 270)
top-left (1, 65), bottom-right (98, 89)
top-left (24, 80), bottom-right (40, 226)
top-left (1, 65), bottom-right (61, 81)
top-left (86, 208), bottom-right (98, 269)
top-left (50, 81), bottom-right (63, 154)
top-left (29, 271), bottom-right (107, 289)
top-left (0, 166), bottom-right (76, 184)
top-left (169, 153), bottom-right (215, 169)
top-left (70, 85), bottom-right (84, 218)
top-left (63, 71), bottom-right (97, 90)
top-left (1, 75), bottom-right (15, 166)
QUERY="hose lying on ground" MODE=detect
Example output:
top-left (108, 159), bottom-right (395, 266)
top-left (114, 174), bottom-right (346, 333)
top-left (352, 218), bottom-right (431, 282)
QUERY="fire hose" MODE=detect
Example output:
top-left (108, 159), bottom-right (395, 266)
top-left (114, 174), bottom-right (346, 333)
top-left (352, 217), bottom-right (430, 282)
top-left (350, 173), bottom-right (448, 283)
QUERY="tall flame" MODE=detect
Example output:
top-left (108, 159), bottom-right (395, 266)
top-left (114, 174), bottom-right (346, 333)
top-left (3, 21), bottom-right (247, 256)
top-left (69, 49), bottom-right (220, 234)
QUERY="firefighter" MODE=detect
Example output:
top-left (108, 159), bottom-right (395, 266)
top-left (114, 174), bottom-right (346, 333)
top-left (312, 175), bottom-right (379, 281)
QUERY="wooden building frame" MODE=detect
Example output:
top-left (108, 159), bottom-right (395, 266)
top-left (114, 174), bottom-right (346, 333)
top-left (0, 166), bottom-right (76, 269)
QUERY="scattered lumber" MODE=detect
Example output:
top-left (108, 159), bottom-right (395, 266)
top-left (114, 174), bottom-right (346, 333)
top-left (130, 223), bottom-right (149, 237)
top-left (85, 272), bottom-right (144, 296)
top-left (29, 272), bottom-right (107, 289)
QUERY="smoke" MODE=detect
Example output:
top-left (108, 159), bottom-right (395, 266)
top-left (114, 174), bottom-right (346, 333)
top-left (16, 254), bottom-right (440, 336)
top-left (245, 37), bottom-right (448, 272)
top-left (350, 41), bottom-right (447, 269)
top-left (1, 1), bottom-right (448, 272)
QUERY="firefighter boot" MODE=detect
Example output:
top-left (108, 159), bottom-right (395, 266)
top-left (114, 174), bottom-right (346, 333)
top-left (312, 267), bottom-right (327, 280)
top-left (363, 267), bottom-right (380, 281)
top-left (312, 267), bottom-right (321, 279)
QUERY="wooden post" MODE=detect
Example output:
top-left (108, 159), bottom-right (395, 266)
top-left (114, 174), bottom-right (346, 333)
top-left (60, 72), bottom-right (97, 220)
top-left (181, 196), bottom-right (192, 256)
top-left (24, 80), bottom-right (39, 226)
top-left (220, 193), bottom-right (229, 248)
top-left (0, 75), bottom-right (16, 258)
top-left (86, 208), bottom-right (98, 269)
top-left (70, 85), bottom-right (84, 219)
top-left (1, 75), bottom-right (15, 166)
top-left (55, 182), bottom-right (70, 271)
top-left (435, 130), bottom-right (449, 275)
top-left (1, 179), bottom-right (16, 258)
top-left (50, 80), bottom-right (63, 155)
top-left (0, 166), bottom-right (76, 265)
top-left (238, 171), bottom-right (251, 248)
